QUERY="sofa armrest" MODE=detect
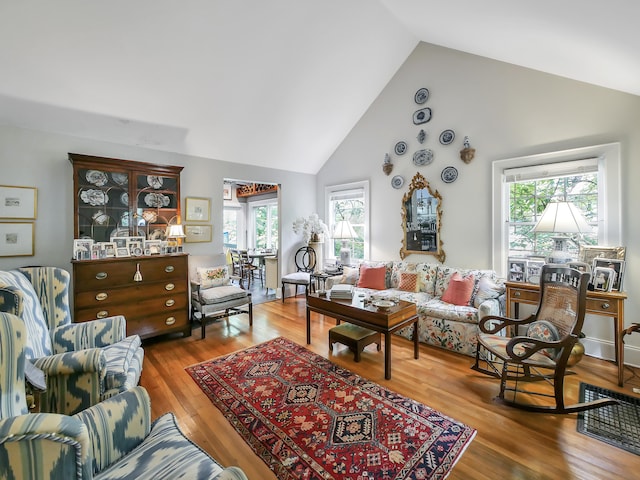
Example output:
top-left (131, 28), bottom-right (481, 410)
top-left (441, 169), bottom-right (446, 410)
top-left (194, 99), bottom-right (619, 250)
top-left (53, 315), bottom-right (127, 352)
top-left (215, 466), bottom-right (250, 480)
top-left (0, 413), bottom-right (92, 480)
top-left (73, 386), bottom-right (151, 475)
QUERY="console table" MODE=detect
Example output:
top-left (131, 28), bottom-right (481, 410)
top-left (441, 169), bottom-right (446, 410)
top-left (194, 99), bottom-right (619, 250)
top-left (505, 281), bottom-right (628, 386)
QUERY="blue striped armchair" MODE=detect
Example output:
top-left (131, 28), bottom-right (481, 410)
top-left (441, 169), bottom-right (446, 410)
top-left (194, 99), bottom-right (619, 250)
top-left (0, 313), bottom-right (247, 480)
top-left (0, 267), bottom-right (144, 415)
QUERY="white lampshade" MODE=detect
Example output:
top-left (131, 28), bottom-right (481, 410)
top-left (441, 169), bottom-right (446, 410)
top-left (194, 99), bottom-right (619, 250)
top-left (333, 220), bottom-right (357, 240)
top-left (533, 202), bottom-right (592, 234)
top-left (165, 224), bottom-right (186, 238)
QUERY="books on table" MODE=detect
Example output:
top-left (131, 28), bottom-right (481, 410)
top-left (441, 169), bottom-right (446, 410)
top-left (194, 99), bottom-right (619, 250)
top-left (330, 284), bottom-right (354, 299)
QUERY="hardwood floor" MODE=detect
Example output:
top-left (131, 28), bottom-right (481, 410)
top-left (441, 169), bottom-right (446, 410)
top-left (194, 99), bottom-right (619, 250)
top-left (140, 297), bottom-right (640, 479)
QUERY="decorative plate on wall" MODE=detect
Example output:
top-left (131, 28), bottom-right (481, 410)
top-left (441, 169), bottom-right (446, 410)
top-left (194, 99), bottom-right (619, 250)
top-left (439, 129), bottom-right (455, 145)
top-left (414, 88), bottom-right (429, 104)
top-left (441, 166), bottom-right (458, 183)
top-left (413, 107), bottom-right (432, 125)
top-left (394, 141), bottom-right (408, 155)
top-left (391, 175), bottom-right (405, 189)
top-left (413, 149), bottom-right (434, 166)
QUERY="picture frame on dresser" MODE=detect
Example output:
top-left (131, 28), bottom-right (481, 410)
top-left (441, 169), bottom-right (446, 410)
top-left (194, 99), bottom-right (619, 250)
top-left (507, 258), bottom-right (527, 282)
top-left (578, 245), bottom-right (626, 265)
top-left (593, 258), bottom-right (625, 291)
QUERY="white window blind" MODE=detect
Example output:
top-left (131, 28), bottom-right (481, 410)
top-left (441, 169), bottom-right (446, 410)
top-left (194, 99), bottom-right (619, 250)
top-left (503, 157), bottom-right (598, 183)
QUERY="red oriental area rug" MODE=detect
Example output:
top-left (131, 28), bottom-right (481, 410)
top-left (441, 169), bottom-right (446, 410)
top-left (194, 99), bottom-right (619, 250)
top-left (186, 337), bottom-right (476, 480)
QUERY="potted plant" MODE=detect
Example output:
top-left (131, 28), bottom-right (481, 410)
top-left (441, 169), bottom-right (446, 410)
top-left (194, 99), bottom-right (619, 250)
top-left (292, 213), bottom-right (330, 244)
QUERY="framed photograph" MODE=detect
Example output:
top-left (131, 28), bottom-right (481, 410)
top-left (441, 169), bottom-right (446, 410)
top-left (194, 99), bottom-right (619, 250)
top-left (102, 242), bottom-right (116, 258)
top-left (592, 267), bottom-right (616, 292)
top-left (593, 258), bottom-right (625, 291)
top-left (115, 247), bottom-right (130, 258)
top-left (508, 258), bottom-right (527, 282)
top-left (127, 240), bottom-right (143, 257)
top-left (0, 223), bottom-right (34, 257)
top-left (73, 239), bottom-right (94, 260)
top-left (526, 260), bottom-right (545, 284)
top-left (144, 239), bottom-right (162, 255)
top-left (568, 261), bottom-right (591, 273)
top-left (113, 237), bottom-right (128, 249)
top-left (129, 236), bottom-right (145, 245)
top-left (184, 224), bottom-right (212, 243)
top-left (185, 197), bottom-right (211, 222)
top-left (579, 245), bottom-right (626, 266)
top-left (223, 183), bottom-right (232, 201)
top-left (0, 185), bottom-right (37, 219)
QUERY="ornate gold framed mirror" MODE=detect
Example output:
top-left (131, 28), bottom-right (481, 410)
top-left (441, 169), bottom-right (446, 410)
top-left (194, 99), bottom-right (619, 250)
top-left (400, 172), bottom-right (445, 262)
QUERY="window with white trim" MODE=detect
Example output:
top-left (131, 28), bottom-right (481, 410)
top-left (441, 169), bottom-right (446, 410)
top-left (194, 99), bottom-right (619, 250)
top-left (492, 143), bottom-right (621, 277)
top-left (325, 181), bottom-right (369, 262)
top-left (505, 158), bottom-right (599, 258)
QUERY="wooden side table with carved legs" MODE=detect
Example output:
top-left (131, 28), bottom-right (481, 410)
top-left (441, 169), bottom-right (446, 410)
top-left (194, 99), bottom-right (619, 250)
top-left (621, 323), bottom-right (640, 387)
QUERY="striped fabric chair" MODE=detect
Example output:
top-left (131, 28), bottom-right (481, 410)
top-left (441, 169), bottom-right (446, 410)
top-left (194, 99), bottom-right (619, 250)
top-left (0, 267), bottom-right (144, 415)
top-left (0, 314), bottom-right (247, 480)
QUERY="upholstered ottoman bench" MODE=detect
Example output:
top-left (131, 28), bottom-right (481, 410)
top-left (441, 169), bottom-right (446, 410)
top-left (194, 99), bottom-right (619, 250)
top-left (329, 323), bottom-right (381, 362)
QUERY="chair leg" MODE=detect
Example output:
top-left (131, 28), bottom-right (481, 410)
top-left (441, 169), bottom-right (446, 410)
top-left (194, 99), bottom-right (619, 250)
top-left (249, 302), bottom-right (253, 326)
top-left (282, 283), bottom-right (285, 302)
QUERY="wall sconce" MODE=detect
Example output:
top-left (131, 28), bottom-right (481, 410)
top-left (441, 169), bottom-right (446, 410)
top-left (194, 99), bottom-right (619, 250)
top-left (460, 136), bottom-right (475, 164)
top-left (382, 153), bottom-right (393, 175)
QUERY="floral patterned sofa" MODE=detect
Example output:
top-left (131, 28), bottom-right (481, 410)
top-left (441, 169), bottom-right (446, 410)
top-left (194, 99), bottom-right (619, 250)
top-left (327, 261), bottom-right (506, 356)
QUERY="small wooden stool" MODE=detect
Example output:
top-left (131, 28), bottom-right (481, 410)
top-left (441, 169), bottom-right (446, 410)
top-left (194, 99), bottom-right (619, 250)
top-left (329, 323), bottom-right (381, 362)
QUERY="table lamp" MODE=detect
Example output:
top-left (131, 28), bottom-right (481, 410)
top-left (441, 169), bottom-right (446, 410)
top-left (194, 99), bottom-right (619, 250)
top-left (532, 201), bottom-right (592, 263)
top-left (333, 220), bottom-right (357, 266)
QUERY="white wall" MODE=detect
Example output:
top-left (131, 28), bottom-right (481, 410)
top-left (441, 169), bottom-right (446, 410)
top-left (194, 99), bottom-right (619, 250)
top-left (317, 42), bottom-right (640, 367)
top-left (0, 125), bottom-right (316, 292)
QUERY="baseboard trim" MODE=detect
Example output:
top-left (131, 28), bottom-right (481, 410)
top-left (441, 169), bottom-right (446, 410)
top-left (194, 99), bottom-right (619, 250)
top-left (583, 336), bottom-right (640, 369)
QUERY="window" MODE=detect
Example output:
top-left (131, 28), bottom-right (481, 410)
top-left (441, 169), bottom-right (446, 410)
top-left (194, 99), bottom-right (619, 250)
top-left (249, 199), bottom-right (278, 250)
top-left (325, 181), bottom-right (370, 262)
top-left (492, 143), bottom-right (621, 276)
top-left (506, 159), bottom-right (599, 258)
top-left (223, 207), bottom-right (240, 249)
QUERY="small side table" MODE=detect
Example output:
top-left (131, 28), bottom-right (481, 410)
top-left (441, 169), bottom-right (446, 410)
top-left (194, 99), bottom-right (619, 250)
top-left (329, 323), bottom-right (381, 362)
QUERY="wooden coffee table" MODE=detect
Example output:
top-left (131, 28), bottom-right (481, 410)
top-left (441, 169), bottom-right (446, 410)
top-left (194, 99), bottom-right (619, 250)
top-left (306, 293), bottom-right (419, 379)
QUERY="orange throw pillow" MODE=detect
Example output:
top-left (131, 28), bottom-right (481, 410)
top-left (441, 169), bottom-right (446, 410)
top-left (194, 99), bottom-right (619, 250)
top-left (357, 265), bottom-right (387, 290)
top-left (398, 272), bottom-right (419, 292)
top-left (441, 272), bottom-right (475, 306)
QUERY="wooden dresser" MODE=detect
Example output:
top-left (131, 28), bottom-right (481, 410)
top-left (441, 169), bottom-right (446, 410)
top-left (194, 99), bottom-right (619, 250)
top-left (72, 254), bottom-right (190, 340)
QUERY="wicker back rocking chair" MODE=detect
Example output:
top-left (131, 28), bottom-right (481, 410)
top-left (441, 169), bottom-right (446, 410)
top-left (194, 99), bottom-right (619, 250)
top-left (473, 264), bottom-right (618, 414)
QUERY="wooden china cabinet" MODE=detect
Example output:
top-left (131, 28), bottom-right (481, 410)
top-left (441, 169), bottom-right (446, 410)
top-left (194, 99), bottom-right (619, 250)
top-left (69, 153), bottom-right (190, 339)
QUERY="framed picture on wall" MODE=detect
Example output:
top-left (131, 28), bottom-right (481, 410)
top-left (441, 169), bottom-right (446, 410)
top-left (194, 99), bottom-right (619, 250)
top-left (0, 185), bottom-right (37, 219)
top-left (223, 183), bottom-right (232, 200)
top-left (0, 223), bottom-right (34, 257)
top-left (185, 197), bottom-right (211, 222)
top-left (184, 224), bottom-right (212, 243)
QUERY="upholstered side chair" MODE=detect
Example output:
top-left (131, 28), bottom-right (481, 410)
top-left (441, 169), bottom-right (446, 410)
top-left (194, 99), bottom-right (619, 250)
top-left (0, 313), bottom-right (247, 480)
top-left (0, 267), bottom-right (143, 415)
top-left (189, 255), bottom-right (253, 338)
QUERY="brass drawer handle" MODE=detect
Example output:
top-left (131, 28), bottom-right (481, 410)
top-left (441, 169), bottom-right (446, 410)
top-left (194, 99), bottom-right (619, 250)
top-left (95, 292), bottom-right (108, 301)
top-left (165, 299), bottom-right (175, 307)
top-left (96, 310), bottom-right (109, 319)
top-left (601, 303), bottom-right (610, 310)
top-left (165, 265), bottom-right (175, 273)
top-left (165, 316), bottom-right (176, 325)
top-left (514, 291), bottom-right (521, 297)
top-left (165, 283), bottom-right (175, 291)
top-left (96, 272), bottom-right (108, 280)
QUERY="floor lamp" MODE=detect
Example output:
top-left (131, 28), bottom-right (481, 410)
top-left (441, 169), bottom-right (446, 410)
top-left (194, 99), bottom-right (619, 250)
top-left (532, 201), bottom-right (592, 263)
top-left (333, 220), bottom-right (357, 267)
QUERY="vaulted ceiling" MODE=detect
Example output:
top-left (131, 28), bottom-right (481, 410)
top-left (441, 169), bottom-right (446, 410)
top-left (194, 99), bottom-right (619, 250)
top-left (1, 1), bottom-right (638, 174)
